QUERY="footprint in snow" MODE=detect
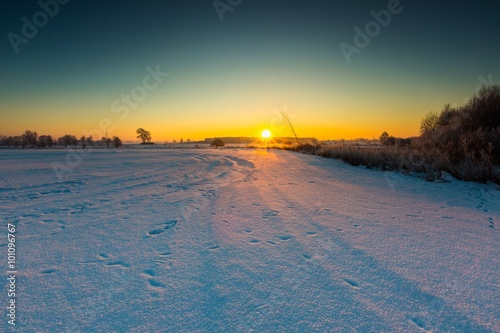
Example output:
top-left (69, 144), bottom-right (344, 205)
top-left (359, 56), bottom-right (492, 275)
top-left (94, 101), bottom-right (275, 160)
top-left (41, 269), bottom-right (57, 275)
top-left (344, 279), bottom-right (360, 289)
top-left (147, 220), bottom-right (178, 237)
top-left (409, 317), bottom-right (428, 331)
top-left (141, 269), bottom-right (166, 289)
top-left (142, 269), bottom-right (156, 277)
top-left (155, 252), bottom-right (173, 263)
top-left (107, 260), bottom-right (130, 268)
top-left (148, 279), bottom-right (166, 289)
top-left (262, 210), bottom-right (279, 219)
top-left (201, 189), bottom-right (219, 198)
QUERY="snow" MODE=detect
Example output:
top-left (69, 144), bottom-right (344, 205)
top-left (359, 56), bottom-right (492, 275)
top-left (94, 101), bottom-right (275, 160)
top-left (1, 149), bottom-right (499, 332)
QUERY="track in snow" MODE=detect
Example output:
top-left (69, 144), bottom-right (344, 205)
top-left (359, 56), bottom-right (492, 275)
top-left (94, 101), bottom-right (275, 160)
top-left (0, 149), bottom-right (498, 332)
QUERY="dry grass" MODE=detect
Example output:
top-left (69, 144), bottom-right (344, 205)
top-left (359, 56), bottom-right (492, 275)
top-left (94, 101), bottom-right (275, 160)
top-left (299, 142), bottom-right (500, 184)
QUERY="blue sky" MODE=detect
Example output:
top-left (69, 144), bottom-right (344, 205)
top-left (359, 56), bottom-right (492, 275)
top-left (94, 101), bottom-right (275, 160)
top-left (1, 0), bottom-right (499, 140)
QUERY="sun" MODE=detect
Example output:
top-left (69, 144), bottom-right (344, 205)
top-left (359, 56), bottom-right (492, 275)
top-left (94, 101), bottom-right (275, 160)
top-left (261, 129), bottom-right (272, 139)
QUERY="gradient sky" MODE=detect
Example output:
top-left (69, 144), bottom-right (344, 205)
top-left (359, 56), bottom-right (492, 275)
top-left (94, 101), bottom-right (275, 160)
top-left (1, 0), bottom-right (499, 141)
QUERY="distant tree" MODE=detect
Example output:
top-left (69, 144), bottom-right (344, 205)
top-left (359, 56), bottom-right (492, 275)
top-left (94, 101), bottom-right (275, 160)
top-left (106, 137), bottom-right (112, 148)
top-left (211, 138), bottom-right (225, 148)
top-left (60, 135), bottom-right (77, 148)
top-left (22, 130), bottom-right (38, 148)
top-left (78, 136), bottom-right (93, 149)
top-left (180, 138), bottom-right (184, 144)
top-left (46, 135), bottom-right (54, 148)
top-left (12, 136), bottom-right (22, 149)
top-left (173, 139), bottom-right (177, 144)
top-left (21, 135), bottom-right (28, 148)
top-left (38, 135), bottom-right (47, 148)
top-left (136, 128), bottom-right (152, 144)
top-left (186, 139), bottom-right (191, 143)
top-left (113, 136), bottom-right (123, 148)
top-left (8, 137), bottom-right (15, 148)
top-left (0, 136), bottom-right (9, 148)
top-left (283, 140), bottom-right (293, 145)
top-left (379, 131), bottom-right (389, 143)
top-left (379, 132), bottom-right (396, 146)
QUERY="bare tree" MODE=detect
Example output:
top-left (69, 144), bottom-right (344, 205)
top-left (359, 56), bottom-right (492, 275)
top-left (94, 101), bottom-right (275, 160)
top-left (12, 136), bottom-right (21, 149)
top-left (38, 135), bottom-right (47, 148)
top-left (60, 135), bottom-right (77, 148)
top-left (47, 135), bottom-right (54, 148)
top-left (136, 128), bottom-right (152, 144)
top-left (22, 130), bottom-right (38, 148)
top-left (0, 136), bottom-right (9, 148)
top-left (281, 111), bottom-right (300, 145)
top-left (86, 136), bottom-right (94, 147)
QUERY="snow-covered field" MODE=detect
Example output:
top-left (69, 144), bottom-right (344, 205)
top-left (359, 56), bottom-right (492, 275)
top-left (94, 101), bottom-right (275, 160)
top-left (1, 149), bottom-right (499, 332)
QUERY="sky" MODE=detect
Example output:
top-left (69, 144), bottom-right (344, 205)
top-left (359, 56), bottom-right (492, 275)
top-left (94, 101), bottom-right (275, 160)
top-left (1, 0), bottom-right (499, 141)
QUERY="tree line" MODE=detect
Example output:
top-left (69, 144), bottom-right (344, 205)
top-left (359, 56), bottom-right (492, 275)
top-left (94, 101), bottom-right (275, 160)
top-left (0, 130), bottom-right (123, 149)
top-left (315, 84), bottom-right (500, 183)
